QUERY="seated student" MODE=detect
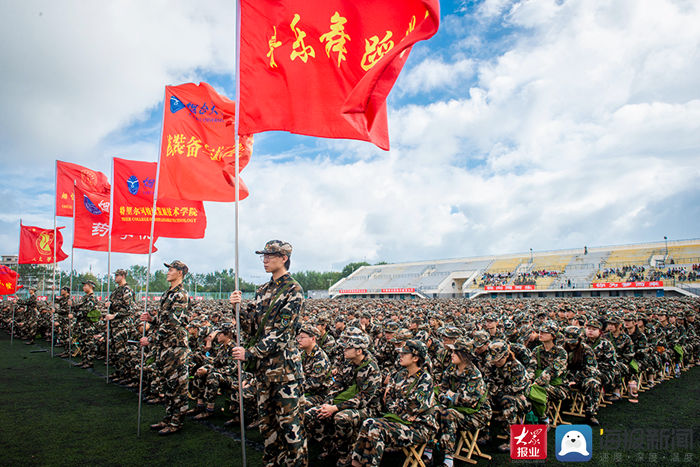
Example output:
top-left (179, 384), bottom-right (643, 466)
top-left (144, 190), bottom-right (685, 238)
top-left (605, 312), bottom-right (636, 400)
top-left (487, 340), bottom-right (530, 452)
top-left (529, 321), bottom-right (568, 424)
top-left (430, 337), bottom-right (491, 467)
top-left (296, 324), bottom-right (332, 409)
top-left (585, 318), bottom-right (620, 400)
top-left (305, 327), bottom-right (382, 465)
top-left (351, 340), bottom-right (437, 467)
top-left (562, 326), bottom-right (602, 425)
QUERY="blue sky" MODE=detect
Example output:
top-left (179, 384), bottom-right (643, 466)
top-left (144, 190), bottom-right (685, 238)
top-left (1, 0), bottom-right (699, 283)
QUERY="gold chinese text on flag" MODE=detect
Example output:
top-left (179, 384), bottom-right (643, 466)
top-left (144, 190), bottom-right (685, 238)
top-left (157, 82), bottom-right (253, 202)
top-left (239, 0), bottom-right (440, 150)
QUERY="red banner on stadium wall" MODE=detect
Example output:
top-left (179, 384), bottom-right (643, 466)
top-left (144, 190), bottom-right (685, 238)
top-left (485, 285), bottom-right (536, 291)
top-left (381, 288), bottom-right (415, 293)
top-left (591, 281), bottom-right (664, 289)
top-left (338, 289), bottom-right (367, 294)
top-left (112, 158), bottom-right (207, 238)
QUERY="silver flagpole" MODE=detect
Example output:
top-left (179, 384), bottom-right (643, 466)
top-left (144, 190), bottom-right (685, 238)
top-left (106, 158), bottom-right (114, 383)
top-left (14, 220), bottom-right (21, 345)
top-left (68, 181), bottom-right (76, 366)
top-left (51, 161), bottom-right (58, 357)
top-left (234, 0), bottom-right (246, 464)
top-left (137, 87), bottom-right (167, 437)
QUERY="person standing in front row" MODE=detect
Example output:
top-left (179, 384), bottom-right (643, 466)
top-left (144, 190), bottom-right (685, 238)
top-left (230, 240), bottom-right (308, 467)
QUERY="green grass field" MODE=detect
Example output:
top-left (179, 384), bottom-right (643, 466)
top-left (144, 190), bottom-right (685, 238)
top-left (1, 331), bottom-right (698, 466)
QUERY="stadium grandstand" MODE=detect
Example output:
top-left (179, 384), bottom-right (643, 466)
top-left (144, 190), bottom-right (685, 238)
top-left (329, 239), bottom-right (700, 300)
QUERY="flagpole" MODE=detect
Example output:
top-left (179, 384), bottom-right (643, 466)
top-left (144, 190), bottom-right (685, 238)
top-left (14, 219), bottom-right (21, 345)
top-left (234, 1), bottom-right (247, 464)
top-left (106, 158), bottom-right (115, 383)
top-left (137, 88), bottom-right (167, 437)
top-left (68, 181), bottom-right (76, 366)
top-left (51, 161), bottom-right (58, 357)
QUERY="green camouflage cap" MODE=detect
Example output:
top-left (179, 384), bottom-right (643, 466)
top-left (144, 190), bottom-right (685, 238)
top-left (539, 320), bottom-right (559, 336)
top-left (340, 327), bottom-right (370, 349)
top-left (563, 325), bottom-right (583, 344)
top-left (488, 340), bottom-right (510, 363)
top-left (393, 328), bottom-right (413, 342)
top-left (441, 326), bottom-right (461, 339)
top-left (401, 339), bottom-right (428, 361)
top-left (484, 312), bottom-right (499, 322)
top-left (114, 269), bottom-right (128, 277)
top-left (623, 312), bottom-right (637, 322)
top-left (255, 240), bottom-right (292, 257)
top-left (415, 330), bottom-right (430, 342)
top-left (448, 337), bottom-right (474, 353)
top-left (606, 312), bottom-right (623, 325)
top-left (586, 317), bottom-right (603, 329)
top-left (298, 324), bottom-right (319, 338)
top-left (383, 321), bottom-right (400, 332)
top-left (164, 260), bottom-right (188, 275)
top-left (503, 319), bottom-right (517, 335)
top-left (473, 330), bottom-right (490, 347)
top-left (81, 280), bottom-right (96, 288)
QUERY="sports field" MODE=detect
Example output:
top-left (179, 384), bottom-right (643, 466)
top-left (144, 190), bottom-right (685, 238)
top-left (1, 332), bottom-right (698, 466)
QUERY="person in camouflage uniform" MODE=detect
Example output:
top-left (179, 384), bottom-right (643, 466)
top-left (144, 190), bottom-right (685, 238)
top-left (296, 324), bottom-right (332, 408)
top-left (55, 286), bottom-right (72, 354)
top-left (471, 330), bottom-right (491, 375)
top-left (72, 281), bottom-right (99, 368)
top-left (230, 240), bottom-right (307, 467)
top-left (374, 321), bottom-right (400, 378)
top-left (105, 269), bottom-right (134, 383)
top-left (315, 317), bottom-right (338, 363)
top-left (431, 337), bottom-right (491, 467)
top-left (306, 327), bottom-right (381, 464)
top-left (487, 340), bottom-right (531, 452)
top-left (585, 318), bottom-right (620, 399)
top-left (605, 312), bottom-right (635, 396)
top-left (351, 340), bottom-right (437, 467)
top-left (562, 326), bottom-right (601, 425)
top-left (140, 261), bottom-right (191, 435)
top-left (18, 287), bottom-right (38, 344)
top-left (433, 326), bottom-right (461, 378)
top-left (530, 320), bottom-right (568, 421)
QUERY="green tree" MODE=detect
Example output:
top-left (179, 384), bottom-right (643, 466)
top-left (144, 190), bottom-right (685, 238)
top-left (340, 262), bottom-right (370, 278)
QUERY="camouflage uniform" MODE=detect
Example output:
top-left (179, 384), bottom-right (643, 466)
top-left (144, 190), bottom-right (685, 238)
top-left (152, 282), bottom-right (190, 429)
top-left (562, 327), bottom-right (601, 417)
top-left (487, 344), bottom-right (530, 426)
top-left (72, 291), bottom-right (99, 365)
top-left (300, 342), bottom-right (332, 408)
top-left (55, 294), bottom-right (72, 345)
top-left (587, 334), bottom-right (619, 393)
top-left (532, 343), bottom-right (569, 402)
top-left (20, 293), bottom-right (38, 340)
top-left (191, 338), bottom-right (238, 406)
top-left (240, 264), bottom-right (307, 467)
top-left (352, 341), bottom-right (437, 467)
top-left (436, 339), bottom-right (491, 454)
top-left (306, 329), bottom-right (382, 460)
top-left (108, 282), bottom-right (135, 379)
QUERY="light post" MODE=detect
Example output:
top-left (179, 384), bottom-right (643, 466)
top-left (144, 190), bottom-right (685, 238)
top-left (664, 236), bottom-right (668, 257)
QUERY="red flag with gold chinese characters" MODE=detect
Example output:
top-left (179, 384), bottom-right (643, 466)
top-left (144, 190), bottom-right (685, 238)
top-left (0, 266), bottom-right (20, 295)
top-left (239, 0), bottom-right (440, 150)
top-left (56, 160), bottom-right (110, 217)
top-left (18, 223), bottom-right (69, 264)
top-left (73, 185), bottom-right (157, 254)
top-left (112, 157), bottom-right (207, 238)
top-left (157, 83), bottom-right (252, 202)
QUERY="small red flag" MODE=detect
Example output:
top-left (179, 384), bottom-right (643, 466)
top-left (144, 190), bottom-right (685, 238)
top-left (0, 266), bottom-right (20, 295)
top-left (18, 223), bottom-right (69, 264)
top-left (112, 158), bottom-right (207, 239)
top-left (157, 83), bottom-right (252, 202)
top-left (56, 160), bottom-right (110, 217)
top-left (73, 185), bottom-right (157, 254)
top-left (239, 0), bottom-right (440, 150)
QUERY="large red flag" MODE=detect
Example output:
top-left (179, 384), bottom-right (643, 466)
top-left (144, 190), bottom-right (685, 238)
top-left (0, 266), bottom-right (20, 295)
top-left (157, 83), bottom-right (252, 202)
top-left (112, 157), bottom-right (207, 238)
top-left (56, 160), bottom-right (110, 217)
top-left (73, 185), bottom-right (157, 254)
top-left (238, 0), bottom-right (440, 150)
top-left (18, 224), bottom-right (69, 264)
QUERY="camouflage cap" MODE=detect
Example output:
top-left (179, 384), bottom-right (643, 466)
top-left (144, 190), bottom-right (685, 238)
top-left (563, 325), bottom-right (583, 344)
top-left (539, 320), bottom-right (559, 336)
top-left (441, 326), bottom-right (461, 339)
top-left (383, 321), bottom-right (400, 333)
top-left (606, 312), bottom-right (623, 325)
top-left (503, 319), bottom-right (517, 335)
top-left (623, 312), bottom-right (637, 322)
top-left (298, 324), bottom-right (319, 338)
top-left (401, 339), bottom-right (428, 361)
top-left (473, 330), bottom-right (490, 347)
top-left (114, 269), bottom-right (128, 277)
top-left (586, 317), bottom-right (604, 329)
top-left (488, 340), bottom-right (510, 363)
top-left (28, 286), bottom-right (37, 292)
top-left (255, 240), bottom-right (292, 257)
top-left (483, 312), bottom-right (499, 322)
top-left (393, 328), bottom-right (413, 343)
top-left (81, 280), bottom-right (96, 288)
top-left (164, 260), bottom-right (188, 275)
top-left (340, 327), bottom-right (370, 349)
top-left (448, 337), bottom-right (474, 353)
top-left (415, 329), bottom-right (431, 342)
